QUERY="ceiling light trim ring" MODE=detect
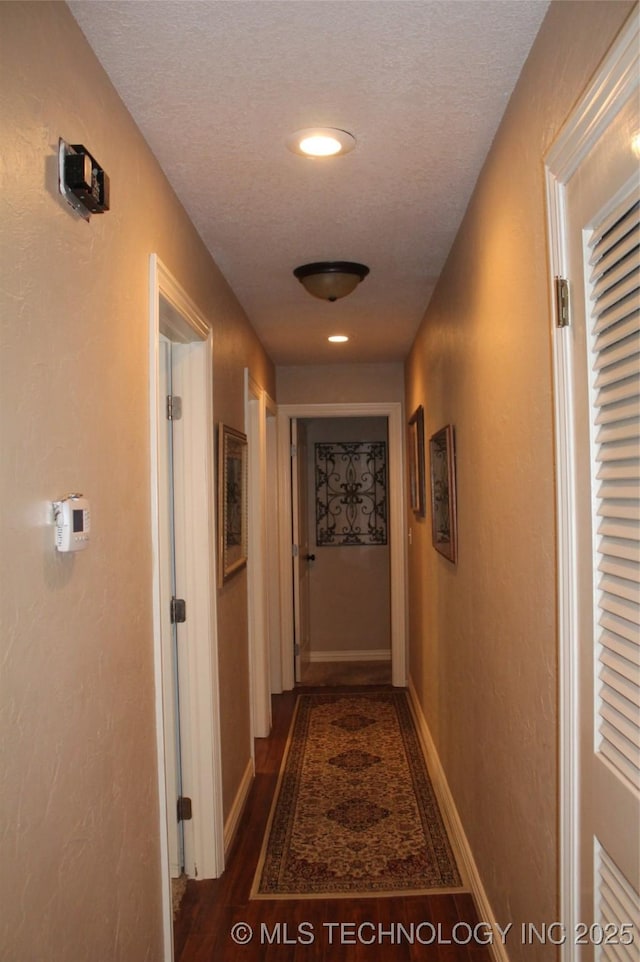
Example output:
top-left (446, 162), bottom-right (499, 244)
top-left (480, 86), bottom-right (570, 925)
top-left (286, 127), bottom-right (356, 158)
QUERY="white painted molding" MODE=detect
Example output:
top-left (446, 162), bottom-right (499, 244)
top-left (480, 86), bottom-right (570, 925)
top-left (149, 256), bottom-right (225, 962)
top-left (543, 13), bottom-right (639, 960)
top-left (309, 649), bottom-right (391, 663)
top-left (224, 758), bottom-right (255, 860)
top-left (276, 401), bottom-right (407, 691)
top-left (407, 679), bottom-right (510, 962)
top-left (545, 11), bottom-right (639, 180)
top-left (244, 370), bottom-right (272, 740)
top-left (148, 257), bottom-right (174, 962)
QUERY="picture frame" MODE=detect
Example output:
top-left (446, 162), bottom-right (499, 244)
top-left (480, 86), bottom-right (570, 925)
top-left (218, 423), bottom-right (248, 585)
top-left (408, 405), bottom-right (426, 517)
top-left (429, 424), bottom-right (457, 563)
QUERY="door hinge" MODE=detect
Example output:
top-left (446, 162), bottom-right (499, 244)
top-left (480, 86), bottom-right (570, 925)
top-left (170, 597), bottom-right (187, 624)
top-left (166, 394), bottom-right (183, 420)
top-left (555, 276), bottom-right (570, 328)
top-left (292, 544), bottom-right (299, 558)
top-left (290, 443), bottom-right (297, 458)
top-left (294, 643), bottom-right (300, 656)
top-left (177, 796), bottom-right (192, 822)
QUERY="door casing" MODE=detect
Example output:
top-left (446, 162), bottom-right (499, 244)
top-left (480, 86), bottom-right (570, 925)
top-left (149, 256), bottom-right (225, 961)
top-left (245, 370), bottom-right (277, 738)
top-left (277, 401), bottom-right (407, 690)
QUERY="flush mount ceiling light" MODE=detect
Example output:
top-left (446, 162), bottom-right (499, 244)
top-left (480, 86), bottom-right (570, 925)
top-left (328, 335), bottom-right (349, 343)
top-left (293, 262), bottom-right (370, 302)
top-left (286, 127), bottom-right (356, 158)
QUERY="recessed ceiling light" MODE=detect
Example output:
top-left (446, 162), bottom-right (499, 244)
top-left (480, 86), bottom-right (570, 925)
top-left (328, 334), bottom-right (349, 343)
top-left (286, 128), bottom-right (356, 158)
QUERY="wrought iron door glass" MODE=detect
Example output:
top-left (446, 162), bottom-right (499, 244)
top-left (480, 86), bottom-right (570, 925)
top-left (315, 441), bottom-right (387, 546)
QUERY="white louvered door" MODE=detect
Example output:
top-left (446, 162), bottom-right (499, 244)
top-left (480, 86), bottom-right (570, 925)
top-left (564, 82), bottom-right (639, 959)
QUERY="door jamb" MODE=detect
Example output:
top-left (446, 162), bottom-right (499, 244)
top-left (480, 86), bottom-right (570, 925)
top-left (149, 255), bottom-right (225, 961)
top-left (544, 14), bottom-right (638, 960)
top-left (277, 401), bottom-right (407, 690)
top-left (244, 370), bottom-right (275, 738)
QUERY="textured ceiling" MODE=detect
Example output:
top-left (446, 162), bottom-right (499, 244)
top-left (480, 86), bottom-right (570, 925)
top-left (69, 0), bottom-right (549, 365)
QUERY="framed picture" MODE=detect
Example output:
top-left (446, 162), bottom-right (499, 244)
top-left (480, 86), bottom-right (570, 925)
top-left (218, 423), bottom-right (248, 584)
top-left (408, 405), bottom-right (426, 516)
top-left (429, 424), bottom-right (457, 562)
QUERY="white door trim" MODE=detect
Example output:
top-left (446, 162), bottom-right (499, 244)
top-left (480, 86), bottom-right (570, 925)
top-left (149, 256), bottom-right (225, 961)
top-left (244, 370), bottom-right (274, 739)
top-left (277, 401), bottom-right (407, 690)
top-left (544, 13), bottom-right (639, 959)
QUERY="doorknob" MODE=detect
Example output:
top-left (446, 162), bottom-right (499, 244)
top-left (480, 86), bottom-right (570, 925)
top-left (304, 553), bottom-right (316, 561)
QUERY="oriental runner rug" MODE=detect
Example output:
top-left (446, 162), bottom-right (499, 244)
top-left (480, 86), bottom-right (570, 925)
top-left (251, 690), bottom-right (465, 899)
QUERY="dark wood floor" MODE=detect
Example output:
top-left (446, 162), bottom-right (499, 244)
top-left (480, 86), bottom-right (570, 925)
top-left (174, 687), bottom-right (492, 961)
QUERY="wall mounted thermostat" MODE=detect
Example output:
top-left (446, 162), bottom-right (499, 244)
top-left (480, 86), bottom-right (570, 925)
top-left (52, 494), bottom-right (91, 552)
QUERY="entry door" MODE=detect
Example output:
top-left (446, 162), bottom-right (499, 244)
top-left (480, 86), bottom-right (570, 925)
top-left (159, 335), bottom-right (185, 876)
top-left (561, 70), bottom-right (639, 950)
top-left (291, 419), bottom-right (311, 682)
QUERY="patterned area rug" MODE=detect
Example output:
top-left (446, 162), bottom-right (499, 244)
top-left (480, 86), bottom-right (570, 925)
top-left (251, 691), bottom-right (465, 899)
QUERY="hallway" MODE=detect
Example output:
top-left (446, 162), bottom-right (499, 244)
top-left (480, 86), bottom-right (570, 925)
top-left (3, 4), bottom-right (638, 961)
top-left (173, 688), bottom-right (492, 962)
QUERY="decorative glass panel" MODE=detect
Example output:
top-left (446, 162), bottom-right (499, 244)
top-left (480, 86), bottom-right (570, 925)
top-left (315, 441), bottom-right (387, 546)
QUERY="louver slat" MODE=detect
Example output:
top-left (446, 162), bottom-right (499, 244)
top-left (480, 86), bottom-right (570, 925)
top-left (600, 676), bottom-right (638, 727)
top-left (592, 271), bottom-right (639, 314)
top-left (589, 196), bottom-right (640, 793)
top-left (595, 375), bottom-right (639, 408)
top-left (591, 248), bottom-right (640, 301)
top-left (594, 312), bottom-right (640, 351)
top-left (595, 394), bottom-right (640, 425)
top-left (598, 520), bottom-right (639, 545)
top-left (599, 609), bottom-right (640, 645)
top-left (589, 221), bottom-right (639, 279)
top-left (593, 354), bottom-right (640, 389)
top-left (592, 331), bottom-right (640, 371)
top-left (597, 839), bottom-right (640, 962)
top-left (593, 296), bottom-right (638, 334)
top-left (597, 481), bottom-right (639, 502)
top-left (599, 647), bottom-right (640, 688)
top-left (598, 589), bottom-right (639, 626)
top-left (595, 422), bottom-right (638, 447)
top-left (598, 553), bottom-right (640, 584)
top-left (600, 704), bottom-right (640, 749)
top-left (598, 536), bottom-right (640, 565)
top-left (599, 665), bottom-right (639, 710)
top-left (599, 720), bottom-right (639, 771)
top-left (599, 573), bottom-right (640, 604)
top-left (590, 200), bottom-right (639, 264)
top-left (597, 500), bottom-right (640, 522)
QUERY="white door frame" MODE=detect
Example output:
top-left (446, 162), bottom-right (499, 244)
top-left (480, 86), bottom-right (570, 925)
top-left (544, 14), bottom-right (638, 959)
top-left (277, 401), bottom-right (407, 690)
top-left (266, 412), bottom-right (283, 693)
top-left (244, 370), bottom-right (276, 738)
top-left (149, 256), bottom-right (225, 961)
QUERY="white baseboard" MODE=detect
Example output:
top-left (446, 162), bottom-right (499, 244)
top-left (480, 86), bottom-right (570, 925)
top-left (309, 648), bottom-right (391, 663)
top-left (407, 678), bottom-right (510, 962)
top-left (223, 756), bottom-right (254, 860)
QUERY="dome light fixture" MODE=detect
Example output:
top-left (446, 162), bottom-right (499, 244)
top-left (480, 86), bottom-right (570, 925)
top-left (286, 127), bottom-right (356, 158)
top-left (293, 261), bottom-right (370, 302)
top-left (328, 334), bottom-right (349, 343)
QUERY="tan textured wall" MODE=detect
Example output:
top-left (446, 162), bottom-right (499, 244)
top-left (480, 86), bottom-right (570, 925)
top-left (0, 4), bottom-right (274, 960)
top-left (277, 362), bottom-right (404, 404)
top-left (305, 418), bottom-right (390, 655)
top-left (404, 1), bottom-right (635, 955)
